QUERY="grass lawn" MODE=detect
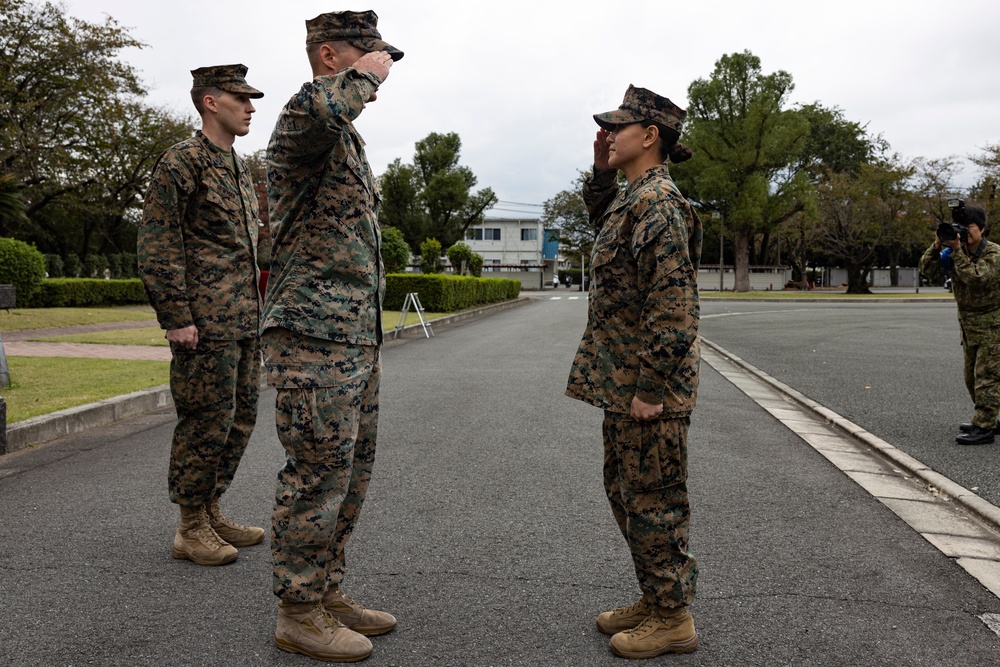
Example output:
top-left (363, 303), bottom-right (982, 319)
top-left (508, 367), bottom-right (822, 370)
top-left (2, 356), bottom-right (169, 423)
top-left (0, 306), bottom-right (156, 331)
top-left (30, 326), bottom-right (169, 346)
top-left (27, 311), bottom-right (448, 345)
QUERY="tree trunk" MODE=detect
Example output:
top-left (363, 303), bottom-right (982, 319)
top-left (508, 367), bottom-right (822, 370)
top-left (734, 231), bottom-right (751, 292)
top-left (846, 266), bottom-right (872, 294)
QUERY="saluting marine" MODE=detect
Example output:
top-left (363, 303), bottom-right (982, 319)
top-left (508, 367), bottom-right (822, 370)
top-left (566, 85), bottom-right (703, 660)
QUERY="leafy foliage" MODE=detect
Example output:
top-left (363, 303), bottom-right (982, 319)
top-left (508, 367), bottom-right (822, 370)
top-left (445, 242), bottom-right (483, 276)
top-left (379, 133), bottom-right (498, 251)
top-left (0, 236), bottom-right (45, 303)
top-left (419, 238), bottom-right (443, 274)
top-left (383, 273), bottom-right (520, 312)
top-left (0, 0), bottom-right (196, 258)
top-left (381, 226), bottom-right (410, 274)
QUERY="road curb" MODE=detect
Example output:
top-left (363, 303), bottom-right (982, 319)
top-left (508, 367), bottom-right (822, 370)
top-left (701, 337), bottom-right (1000, 534)
top-left (1, 298), bottom-right (532, 455)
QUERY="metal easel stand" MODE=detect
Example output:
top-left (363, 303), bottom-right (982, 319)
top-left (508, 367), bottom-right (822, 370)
top-left (393, 292), bottom-right (434, 339)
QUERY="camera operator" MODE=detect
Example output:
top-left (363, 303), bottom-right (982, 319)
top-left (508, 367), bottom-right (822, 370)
top-left (919, 201), bottom-right (1000, 445)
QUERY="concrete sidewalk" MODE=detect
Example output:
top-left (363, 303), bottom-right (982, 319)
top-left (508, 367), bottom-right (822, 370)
top-left (2, 296), bottom-right (1000, 666)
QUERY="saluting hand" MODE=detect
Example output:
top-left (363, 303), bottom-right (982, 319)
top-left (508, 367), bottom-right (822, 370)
top-left (594, 129), bottom-right (611, 171)
top-left (355, 50), bottom-right (393, 84)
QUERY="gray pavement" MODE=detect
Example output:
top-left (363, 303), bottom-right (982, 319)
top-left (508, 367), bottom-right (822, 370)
top-left (2, 296), bottom-right (1000, 665)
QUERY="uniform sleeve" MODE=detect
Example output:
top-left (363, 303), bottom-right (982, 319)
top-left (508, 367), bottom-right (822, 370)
top-left (277, 68), bottom-right (381, 161)
top-left (950, 245), bottom-right (1000, 290)
top-left (631, 196), bottom-right (698, 405)
top-left (918, 244), bottom-right (943, 283)
top-left (137, 153), bottom-right (195, 331)
top-left (582, 167), bottom-right (618, 230)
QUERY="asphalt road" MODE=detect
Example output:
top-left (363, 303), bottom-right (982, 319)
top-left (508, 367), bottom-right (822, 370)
top-left (699, 298), bottom-right (1000, 507)
top-left (2, 294), bottom-right (1000, 666)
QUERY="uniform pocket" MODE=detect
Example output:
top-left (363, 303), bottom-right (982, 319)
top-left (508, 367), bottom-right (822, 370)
top-left (617, 417), bottom-right (688, 491)
top-left (169, 342), bottom-right (230, 411)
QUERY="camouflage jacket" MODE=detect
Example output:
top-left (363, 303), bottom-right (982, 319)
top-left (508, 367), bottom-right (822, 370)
top-left (137, 131), bottom-right (261, 340)
top-left (263, 67), bottom-right (384, 347)
top-left (566, 165), bottom-right (703, 415)
top-left (919, 239), bottom-right (1000, 344)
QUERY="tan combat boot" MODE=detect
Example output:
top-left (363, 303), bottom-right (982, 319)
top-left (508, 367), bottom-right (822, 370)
top-left (206, 495), bottom-right (265, 547)
top-left (609, 606), bottom-right (699, 659)
top-left (596, 599), bottom-right (649, 636)
top-left (171, 504), bottom-right (238, 566)
top-left (275, 601), bottom-right (373, 662)
top-left (323, 587), bottom-right (397, 636)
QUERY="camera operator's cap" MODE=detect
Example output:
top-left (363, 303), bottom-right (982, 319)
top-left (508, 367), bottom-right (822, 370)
top-left (190, 64), bottom-right (264, 98)
top-left (305, 10), bottom-right (404, 61)
top-left (594, 84), bottom-right (686, 134)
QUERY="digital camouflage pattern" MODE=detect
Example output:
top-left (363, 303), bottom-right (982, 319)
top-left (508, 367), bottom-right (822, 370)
top-left (138, 130), bottom-right (262, 507)
top-left (266, 330), bottom-right (381, 600)
top-left (566, 164), bottom-right (703, 415)
top-left (603, 413), bottom-right (697, 609)
top-left (264, 56), bottom-right (388, 602)
top-left (567, 161), bottom-right (702, 610)
top-left (305, 10), bottom-right (404, 61)
top-left (263, 67), bottom-right (385, 347)
top-left (920, 239), bottom-right (1000, 428)
top-left (168, 338), bottom-right (260, 504)
top-left (138, 131), bottom-right (261, 339)
top-left (593, 85), bottom-right (687, 135)
top-left (190, 63), bottom-right (264, 98)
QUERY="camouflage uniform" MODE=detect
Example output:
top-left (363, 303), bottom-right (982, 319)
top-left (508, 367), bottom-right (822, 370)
top-left (138, 125), bottom-right (262, 507)
top-left (566, 87), bottom-right (703, 612)
top-left (919, 238), bottom-right (1000, 429)
top-left (263, 16), bottom-right (398, 601)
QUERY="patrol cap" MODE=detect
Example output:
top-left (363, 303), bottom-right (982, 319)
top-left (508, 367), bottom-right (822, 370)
top-left (305, 10), bottom-right (404, 61)
top-left (594, 85), bottom-right (685, 134)
top-left (190, 64), bottom-right (264, 98)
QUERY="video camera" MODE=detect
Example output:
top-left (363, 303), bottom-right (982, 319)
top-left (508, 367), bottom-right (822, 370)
top-left (937, 199), bottom-right (969, 244)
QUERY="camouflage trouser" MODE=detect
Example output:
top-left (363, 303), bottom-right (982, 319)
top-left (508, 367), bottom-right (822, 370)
top-left (963, 340), bottom-right (1000, 428)
top-left (168, 337), bottom-right (260, 506)
top-left (271, 347), bottom-right (380, 602)
top-left (602, 411), bottom-right (697, 610)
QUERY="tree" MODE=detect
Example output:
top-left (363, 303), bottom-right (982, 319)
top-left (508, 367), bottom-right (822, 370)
top-left (381, 226), bottom-right (410, 274)
top-left (969, 142), bottom-right (1000, 223)
top-left (541, 170), bottom-right (601, 263)
top-left (673, 51), bottom-right (811, 291)
top-left (419, 238), bottom-right (443, 274)
top-left (379, 132), bottom-right (497, 251)
top-left (0, 0), bottom-right (195, 256)
top-left (814, 158), bottom-right (913, 293)
top-left (777, 104), bottom-right (882, 284)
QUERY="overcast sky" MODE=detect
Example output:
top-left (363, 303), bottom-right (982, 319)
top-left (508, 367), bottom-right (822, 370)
top-left (67, 0), bottom-right (1000, 219)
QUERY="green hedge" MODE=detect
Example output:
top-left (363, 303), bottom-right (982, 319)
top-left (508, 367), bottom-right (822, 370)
top-left (24, 278), bottom-right (148, 308)
top-left (0, 237), bottom-right (46, 303)
top-left (384, 273), bottom-right (521, 312)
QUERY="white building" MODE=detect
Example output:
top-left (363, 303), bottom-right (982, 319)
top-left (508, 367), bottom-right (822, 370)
top-left (464, 218), bottom-right (561, 289)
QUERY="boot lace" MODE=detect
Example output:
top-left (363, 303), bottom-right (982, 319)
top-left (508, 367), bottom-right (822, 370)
top-left (613, 600), bottom-right (647, 618)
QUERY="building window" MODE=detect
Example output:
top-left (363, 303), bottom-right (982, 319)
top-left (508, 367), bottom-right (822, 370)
top-left (467, 229), bottom-right (483, 241)
top-left (520, 228), bottom-right (537, 241)
top-left (484, 228), bottom-right (501, 241)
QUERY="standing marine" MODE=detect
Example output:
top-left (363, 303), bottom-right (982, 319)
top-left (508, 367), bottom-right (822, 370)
top-left (566, 85), bottom-right (703, 659)
top-left (262, 9), bottom-right (402, 663)
top-left (137, 64), bottom-right (266, 567)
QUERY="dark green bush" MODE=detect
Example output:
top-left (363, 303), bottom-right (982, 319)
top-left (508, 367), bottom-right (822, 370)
top-left (419, 238), bottom-right (443, 274)
top-left (44, 253), bottom-right (64, 278)
top-left (23, 278), bottom-right (148, 308)
top-left (0, 237), bottom-right (46, 305)
top-left (384, 273), bottom-right (520, 312)
top-left (64, 253), bottom-right (81, 278)
top-left (381, 226), bottom-right (410, 274)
